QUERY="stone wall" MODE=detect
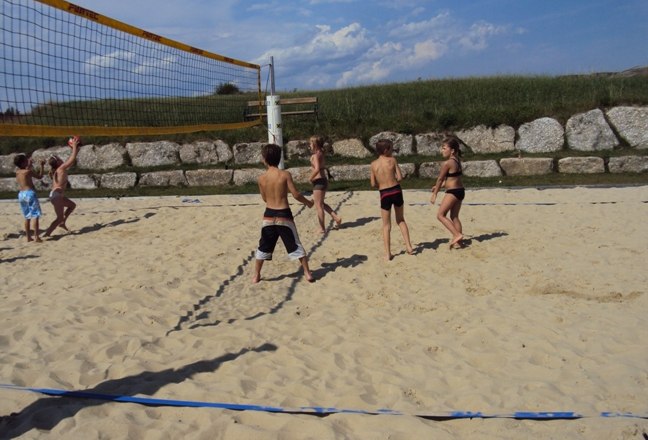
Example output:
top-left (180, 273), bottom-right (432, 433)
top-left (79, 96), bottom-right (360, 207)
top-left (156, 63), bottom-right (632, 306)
top-left (1, 105), bottom-right (646, 192)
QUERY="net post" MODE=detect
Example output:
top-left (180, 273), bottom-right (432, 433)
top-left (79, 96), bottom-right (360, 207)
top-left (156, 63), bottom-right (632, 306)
top-left (266, 56), bottom-right (284, 168)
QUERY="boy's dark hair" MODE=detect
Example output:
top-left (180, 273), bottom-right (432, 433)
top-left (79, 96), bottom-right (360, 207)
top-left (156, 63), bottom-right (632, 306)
top-left (375, 139), bottom-right (393, 156)
top-left (262, 143), bottom-right (282, 167)
top-left (13, 153), bottom-right (28, 168)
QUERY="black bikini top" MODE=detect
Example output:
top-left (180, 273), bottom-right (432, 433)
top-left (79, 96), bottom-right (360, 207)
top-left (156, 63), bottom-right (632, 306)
top-left (446, 158), bottom-right (462, 177)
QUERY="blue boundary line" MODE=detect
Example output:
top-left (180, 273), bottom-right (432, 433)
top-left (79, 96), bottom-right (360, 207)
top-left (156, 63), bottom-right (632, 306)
top-left (2, 384), bottom-right (646, 420)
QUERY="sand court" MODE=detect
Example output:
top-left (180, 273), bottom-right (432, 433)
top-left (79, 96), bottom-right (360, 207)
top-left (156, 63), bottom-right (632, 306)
top-left (1, 186), bottom-right (647, 439)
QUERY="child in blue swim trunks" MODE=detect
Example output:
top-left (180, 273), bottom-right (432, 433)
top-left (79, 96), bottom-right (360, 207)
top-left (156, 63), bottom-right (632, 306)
top-left (14, 153), bottom-right (45, 242)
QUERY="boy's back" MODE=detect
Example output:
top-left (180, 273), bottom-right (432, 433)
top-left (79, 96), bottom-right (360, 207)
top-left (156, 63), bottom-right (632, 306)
top-left (16, 168), bottom-right (34, 191)
top-left (371, 155), bottom-right (400, 190)
top-left (258, 167), bottom-right (291, 210)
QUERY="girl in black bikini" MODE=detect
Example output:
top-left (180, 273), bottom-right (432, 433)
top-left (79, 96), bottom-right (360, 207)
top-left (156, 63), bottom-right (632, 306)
top-left (309, 135), bottom-right (342, 233)
top-left (430, 137), bottom-right (465, 249)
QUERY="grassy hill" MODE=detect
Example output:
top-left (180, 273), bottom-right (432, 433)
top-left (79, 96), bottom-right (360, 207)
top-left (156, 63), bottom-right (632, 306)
top-left (2, 73), bottom-right (648, 156)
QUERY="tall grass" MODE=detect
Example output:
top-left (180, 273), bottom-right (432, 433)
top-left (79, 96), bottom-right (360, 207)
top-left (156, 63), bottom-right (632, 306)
top-left (2, 74), bottom-right (648, 154)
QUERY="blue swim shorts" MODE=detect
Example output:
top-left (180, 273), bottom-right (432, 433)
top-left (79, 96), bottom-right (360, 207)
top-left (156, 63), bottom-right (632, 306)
top-left (18, 189), bottom-right (42, 219)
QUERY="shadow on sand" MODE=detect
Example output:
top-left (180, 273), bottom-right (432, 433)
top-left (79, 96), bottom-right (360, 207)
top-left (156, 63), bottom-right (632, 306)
top-left (0, 343), bottom-right (277, 438)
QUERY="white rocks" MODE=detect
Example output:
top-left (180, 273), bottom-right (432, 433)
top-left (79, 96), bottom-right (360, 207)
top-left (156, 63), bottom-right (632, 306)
top-left (463, 160), bottom-right (503, 177)
top-left (185, 169), bottom-right (233, 186)
top-left (415, 133), bottom-right (444, 156)
top-left (516, 117), bottom-right (564, 153)
top-left (332, 139), bottom-right (372, 158)
top-left (233, 142), bottom-right (265, 165)
top-left (500, 158), bottom-right (554, 176)
top-left (77, 143), bottom-right (127, 170)
top-left (233, 168), bottom-right (264, 185)
top-left (565, 109), bottom-right (618, 151)
top-left (139, 170), bottom-right (187, 187)
top-left (126, 141), bottom-right (181, 167)
top-left (328, 164), bottom-right (372, 181)
top-left (99, 173), bottom-right (137, 189)
top-left (369, 131), bottom-right (414, 156)
top-left (456, 125), bottom-right (515, 154)
top-left (606, 106), bottom-right (648, 149)
top-left (557, 157), bottom-right (605, 174)
top-left (608, 156), bottom-right (648, 173)
top-left (68, 174), bottom-right (98, 189)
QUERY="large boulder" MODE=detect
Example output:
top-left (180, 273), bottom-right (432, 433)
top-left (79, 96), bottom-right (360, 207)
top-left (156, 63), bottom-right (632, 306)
top-left (369, 132), bottom-right (414, 156)
top-left (233, 168), bottom-right (264, 185)
top-left (499, 158), bottom-right (554, 176)
top-left (608, 156), bottom-right (648, 173)
top-left (68, 174), bottom-right (98, 189)
top-left (419, 162), bottom-right (442, 179)
top-left (126, 141), bottom-right (181, 167)
top-left (0, 153), bottom-right (18, 175)
top-left (332, 139), bottom-right (372, 158)
top-left (77, 143), bottom-right (127, 170)
top-left (185, 169), bottom-right (233, 186)
top-left (328, 164), bottom-right (371, 181)
top-left (233, 142), bottom-right (265, 165)
top-left (400, 163), bottom-right (415, 178)
top-left (0, 177), bottom-right (18, 192)
top-left (463, 160), bottom-right (503, 177)
top-left (179, 141), bottom-right (216, 165)
top-left (138, 170), bottom-right (186, 187)
top-left (516, 117), bottom-right (564, 153)
top-left (285, 140), bottom-right (311, 160)
top-left (415, 133), bottom-right (444, 156)
top-left (99, 172), bottom-right (137, 189)
top-left (605, 106), bottom-right (648, 149)
top-left (456, 125), bottom-right (515, 154)
top-left (557, 157), bottom-right (605, 174)
top-left (565, 109), bottom-right (618, 151)
top-left (286, 166), bottom-right (312, 184)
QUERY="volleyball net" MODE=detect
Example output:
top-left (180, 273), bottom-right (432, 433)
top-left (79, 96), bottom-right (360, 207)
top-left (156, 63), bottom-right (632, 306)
top-left (0, 0), bottom-right (262, 137)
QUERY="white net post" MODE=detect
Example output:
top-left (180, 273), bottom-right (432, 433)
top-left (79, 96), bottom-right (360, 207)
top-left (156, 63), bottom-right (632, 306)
top-left (266, 56), bottom-right (284, 168)
top-left (266, 94), bottom-right (284, 168)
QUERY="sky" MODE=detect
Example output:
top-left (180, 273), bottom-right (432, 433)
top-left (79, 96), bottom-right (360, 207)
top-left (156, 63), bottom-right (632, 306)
top-left (66, 0), bottom-right (648, 92)
top-left (20, 0), bottom-right (648, 92)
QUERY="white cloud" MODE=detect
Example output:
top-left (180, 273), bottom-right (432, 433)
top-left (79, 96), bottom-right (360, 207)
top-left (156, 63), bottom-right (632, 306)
top-left (255, 22), bottom-right (371, 65)
top-left (406, 39), bottom-right (447, 64)
top-left (458, 21), bottom-right (508, 51)
top-left (84, 51), bottom-right (135, 72)
top-left (388, 12), bottom-right (451, 38)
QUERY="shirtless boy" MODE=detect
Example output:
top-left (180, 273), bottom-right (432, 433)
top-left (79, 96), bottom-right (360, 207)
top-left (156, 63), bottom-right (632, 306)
top-left (253, 143), bottom-right (315, 283)
top-left (370, 139), bottom-right (414, 260)
top-left (14, 154), bottom-right (45, 242)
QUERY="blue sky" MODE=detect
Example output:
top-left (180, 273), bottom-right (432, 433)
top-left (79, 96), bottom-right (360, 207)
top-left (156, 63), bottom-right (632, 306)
top-left (27, 0), bottom-right (648, 91)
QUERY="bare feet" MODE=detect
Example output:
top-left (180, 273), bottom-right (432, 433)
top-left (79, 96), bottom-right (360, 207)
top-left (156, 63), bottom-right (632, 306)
top-left (252, 274), bottom-right (261, 284)
top-left (334, 216), bottom-right (342, 228)
top-left (407, 246), bottom-right (414, 255)
top-left (34, 236), bottom-right (42, 243)
top-left (384, 253), bottom-right (393, 262)
top-left (449, 234), bottom-right (464, 249)
top-left (304, 271), bottom-right (315, 282)
top-left (58, 223), bottom-right (69, 232)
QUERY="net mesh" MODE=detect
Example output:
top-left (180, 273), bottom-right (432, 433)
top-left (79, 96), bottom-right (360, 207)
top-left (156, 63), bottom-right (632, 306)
top-left (0, 0), bottom-right (262, 136)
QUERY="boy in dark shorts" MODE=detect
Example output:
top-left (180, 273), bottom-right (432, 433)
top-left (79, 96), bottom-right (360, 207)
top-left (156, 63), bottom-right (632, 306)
top-left (253, 144), bottom-right (315, 283)
top-left (370, 139), bottom-right (414, 261)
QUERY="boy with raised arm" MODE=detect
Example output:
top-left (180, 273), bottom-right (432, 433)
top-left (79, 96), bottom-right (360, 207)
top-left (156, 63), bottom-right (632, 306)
top-left (253, 143), bottom-right (315, 283)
